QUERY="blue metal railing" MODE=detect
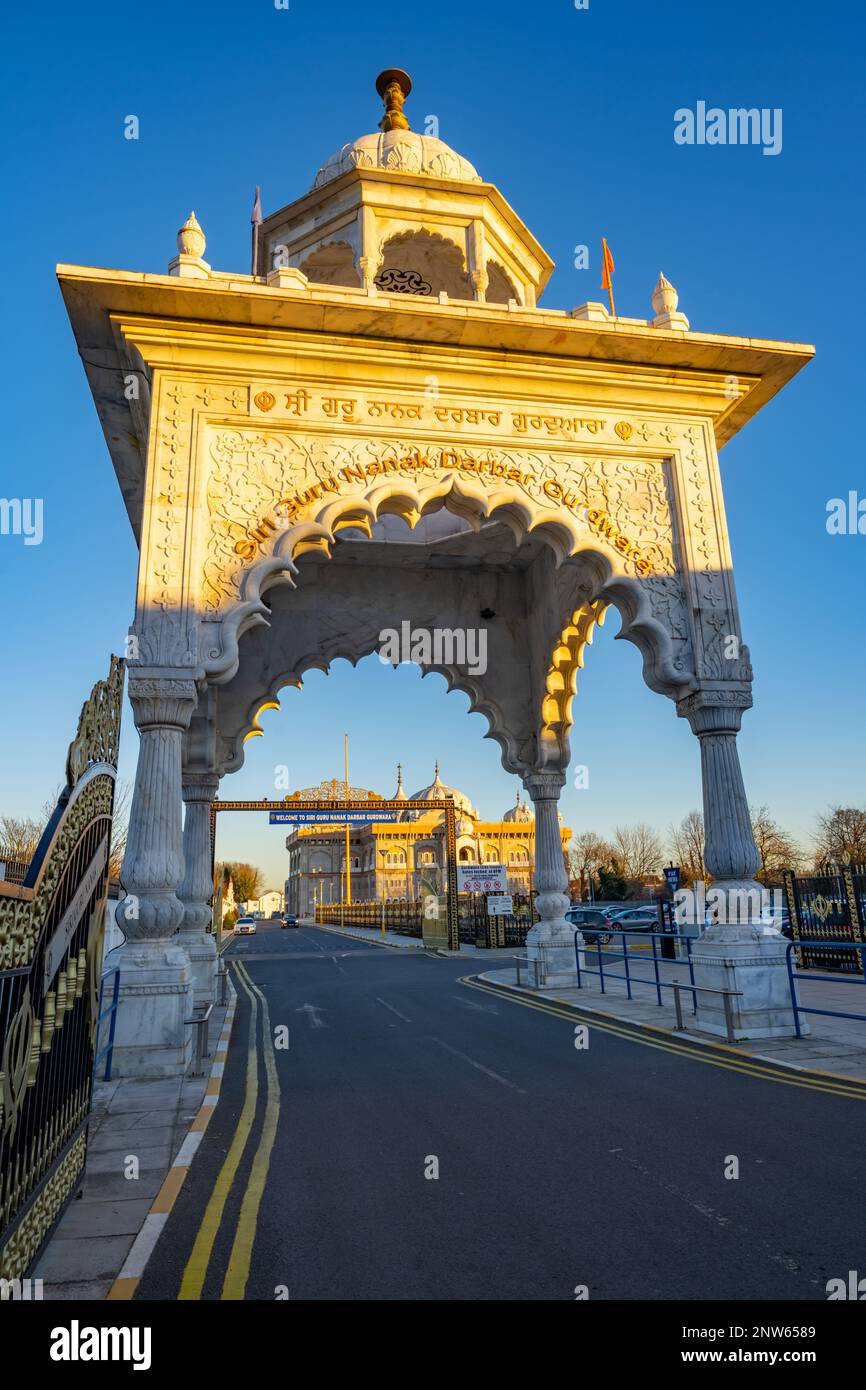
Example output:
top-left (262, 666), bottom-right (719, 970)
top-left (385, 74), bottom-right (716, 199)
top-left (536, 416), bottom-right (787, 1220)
top-left (785, 940), bottom-right (866, 1038)
top-left (574, 929), bottom-right (697, 1010)
top-left (92, 968), bottom-right (121, 1083)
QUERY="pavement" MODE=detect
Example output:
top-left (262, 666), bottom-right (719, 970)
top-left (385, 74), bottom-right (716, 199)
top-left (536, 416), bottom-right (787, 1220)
top-left (34, 970), bottom-right (236, 1300)
top-left (481, 941), bottom-right (866, 1082)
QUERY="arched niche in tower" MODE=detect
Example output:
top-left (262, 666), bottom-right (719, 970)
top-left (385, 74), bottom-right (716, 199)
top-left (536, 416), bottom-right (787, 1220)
top-left (486, 258), bottom-right (521, 305)
top-left (375, 229), bottom-right (473, 299)
top-left (297, 241), bottom-right (361, 288)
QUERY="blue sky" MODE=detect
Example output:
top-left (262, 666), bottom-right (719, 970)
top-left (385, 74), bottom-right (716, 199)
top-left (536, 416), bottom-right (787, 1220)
top-left (1, 0), bottom-right (863, 888)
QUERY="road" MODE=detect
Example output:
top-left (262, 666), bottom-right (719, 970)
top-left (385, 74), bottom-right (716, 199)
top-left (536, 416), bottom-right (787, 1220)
top-left (135, 923), bottom-right (866, 1301)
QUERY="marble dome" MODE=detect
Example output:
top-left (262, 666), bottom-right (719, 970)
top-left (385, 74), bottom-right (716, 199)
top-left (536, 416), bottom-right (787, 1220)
top-left (407, 761), bottom-right (479, 820)
top-left (503, 790), bottom-right (534, 823)
top-left (312, 129), bottom-right (481, 191)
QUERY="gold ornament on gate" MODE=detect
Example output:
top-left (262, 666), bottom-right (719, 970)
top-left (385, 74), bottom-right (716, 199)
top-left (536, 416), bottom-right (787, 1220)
top-left (254, 391), bottom-right (276, 412)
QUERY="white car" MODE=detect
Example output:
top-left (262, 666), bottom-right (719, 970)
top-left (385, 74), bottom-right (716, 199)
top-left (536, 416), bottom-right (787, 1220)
top-left (235, 916), bottom-right (257, 935)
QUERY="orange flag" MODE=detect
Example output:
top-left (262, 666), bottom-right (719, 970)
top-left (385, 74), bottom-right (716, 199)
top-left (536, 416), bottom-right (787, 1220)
top-left (600, 237), bottom-right (615, 290)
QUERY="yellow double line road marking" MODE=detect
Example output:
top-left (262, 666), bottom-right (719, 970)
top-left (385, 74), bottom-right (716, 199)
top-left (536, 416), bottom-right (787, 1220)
top-left (222, 962), bottom-right (280, 1299)
top-left (179, 961), bottom-right (281, 1300)
top-left (460, 975), bottom-right (866, 1101)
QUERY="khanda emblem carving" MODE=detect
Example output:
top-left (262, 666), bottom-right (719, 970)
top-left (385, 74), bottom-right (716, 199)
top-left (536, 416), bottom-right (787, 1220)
top-left (614, 421), bottom-right (633, 441)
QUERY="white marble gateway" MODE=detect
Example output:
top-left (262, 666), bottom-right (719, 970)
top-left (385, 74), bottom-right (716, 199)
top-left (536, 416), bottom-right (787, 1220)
top-left (57, 70), bottom-right (814, 1072)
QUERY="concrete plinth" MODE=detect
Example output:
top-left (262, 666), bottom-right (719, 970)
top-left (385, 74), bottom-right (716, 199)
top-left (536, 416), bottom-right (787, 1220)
top-left (691, 931), bottom-right (807, 1040)
top-left (104, 941), bottom-right (195, 1077)
top-left (179, 929), bottom-right (217, 1012)
top-left (526, 929), bottom-right (580, 987)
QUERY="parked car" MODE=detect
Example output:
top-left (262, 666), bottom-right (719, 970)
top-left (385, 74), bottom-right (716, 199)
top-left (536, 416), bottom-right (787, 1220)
top-left (759, 907), bottom-right (792, 938)
top-left (235, 916), bottom-right (257, 935)
top-left (608, 905), bottom-right (660, 934)
top-left (565, 905), bottom-right (623, 945)
top-left (281, 913), bottom-right (299, 929)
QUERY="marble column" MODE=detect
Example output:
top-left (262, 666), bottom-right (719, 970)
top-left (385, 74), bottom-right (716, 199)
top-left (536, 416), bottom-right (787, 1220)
top-left (107, 676), bottom-right (198, 1076)
top-left (524, 770), bottom-right (576, 985)
top-left (682, 693), bottom-right (803, 1039)
top-left (178, 773), bottom-right (219, 1010)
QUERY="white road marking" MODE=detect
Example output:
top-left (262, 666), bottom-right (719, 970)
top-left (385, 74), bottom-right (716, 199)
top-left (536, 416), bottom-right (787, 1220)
top-left (295, 1003), bottom-right (326, 1028)
top-left (450, 994), bottom-right (499, 1014)
top-left (376, 996), bottom-right (412, 1023)
top-left (432, 1037), bottom-right (526, 1093)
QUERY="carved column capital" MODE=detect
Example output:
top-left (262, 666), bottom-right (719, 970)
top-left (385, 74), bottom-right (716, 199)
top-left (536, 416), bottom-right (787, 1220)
top-left (181, 772), bottom-right (220, 803)
top-left (523, 769), bottom-right (566, 800)
top-left (677, 687), bottom-right (752, 736)
top-left (128, 676), bottom-right (198, 732)
top-left (470, 268), bottom-right (489, 301)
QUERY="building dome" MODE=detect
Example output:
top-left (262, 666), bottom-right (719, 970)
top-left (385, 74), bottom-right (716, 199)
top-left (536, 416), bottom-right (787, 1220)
top-left (312, 68), bottom-right (481, 190)
top-left (503, 789), bottom-right (534, 823)
top-left (313, 130), bottom-right (481, 190)
top-left (408, 760), bottom-right (478, 820)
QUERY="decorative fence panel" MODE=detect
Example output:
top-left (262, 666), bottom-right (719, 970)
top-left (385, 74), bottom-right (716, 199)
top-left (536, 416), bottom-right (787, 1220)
top-left (316, 892), bottom-right (538, 948)
top-left (0, 656), bottom-right (124, 1279)
top-left (315, 900), bottom-right (423, 936)
top-left (783, 865), bottom-right (866, 973)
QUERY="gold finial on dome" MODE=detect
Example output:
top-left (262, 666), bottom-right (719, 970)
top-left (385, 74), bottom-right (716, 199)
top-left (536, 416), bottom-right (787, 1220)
top-left (376, 68), bottom-right (412, 132)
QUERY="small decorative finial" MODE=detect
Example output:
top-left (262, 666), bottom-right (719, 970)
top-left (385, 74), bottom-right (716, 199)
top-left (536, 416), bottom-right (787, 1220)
top-left (652, 272), bottom-right (677, 318)
top-left (434, 758), bottom-right (440, 779)
top-left (397, 762), bottom-right (403, 787)
top-left (169, 211), bottom-right (210, 279)
top-left (516, 788), bottom-right (521, 805)
top-left (651, 272), bottom-right (689, 330)
top-left (177, 210), bottom-right (206, 258)
top-left (376, 68), bottom-right (412, 132)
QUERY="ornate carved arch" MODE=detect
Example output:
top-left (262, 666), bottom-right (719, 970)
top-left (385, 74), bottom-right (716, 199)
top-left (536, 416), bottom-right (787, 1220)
top-left (201, 482), bottom-right (698, 781)
top-left (486, 259), bottom-right (520, 305)
top-left (375, 228), bottom-right (472, 298)
top-left (297, 241), bottom-right (361, 288)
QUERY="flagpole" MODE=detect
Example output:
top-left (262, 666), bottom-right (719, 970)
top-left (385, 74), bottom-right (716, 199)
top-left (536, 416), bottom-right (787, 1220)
top-left (601, 236), bottom-right (616, 318)
top-left (344, 733), bottom-right (352, 908)
top-left (251, 184), bottom-right (262, 276)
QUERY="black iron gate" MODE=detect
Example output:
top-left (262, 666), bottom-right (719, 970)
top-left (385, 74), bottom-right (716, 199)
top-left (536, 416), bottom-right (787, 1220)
top-left (459, 891), bottom-right (538, 948)
top-left (0, 656), bottom-right (124, 1279)
top-left (783, 865), bottom-right (866, 972)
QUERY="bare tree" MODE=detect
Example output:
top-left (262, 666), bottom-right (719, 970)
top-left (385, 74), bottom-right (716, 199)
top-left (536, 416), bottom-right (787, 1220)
top-left (749, 804), bottom-right (802, 883)
top-left (0, 815), bottom-right (43, 861)
top-left (567, 831), bottom-right (614, 901)
top-left (109, 780), bottom-right (131, 880)
top-left (814, 806), bottom-right (866, 867)
top-left (668, 810), bottom-right (706, 884)
top-left (612, 823), bottom-right (663, 881)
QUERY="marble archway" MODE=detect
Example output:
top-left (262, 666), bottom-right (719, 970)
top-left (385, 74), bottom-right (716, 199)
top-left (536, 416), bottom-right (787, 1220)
top-left (124, 412), bottom-right (761, 1018)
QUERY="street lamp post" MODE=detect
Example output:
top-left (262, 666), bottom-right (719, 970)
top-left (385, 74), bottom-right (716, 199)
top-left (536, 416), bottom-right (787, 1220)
top-left (378, 848), bottom-right (387, 940)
